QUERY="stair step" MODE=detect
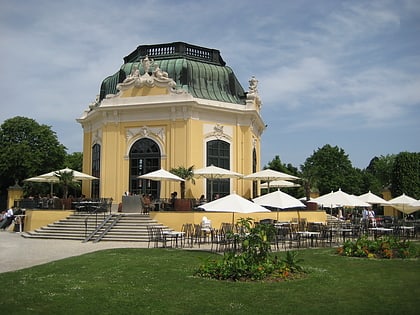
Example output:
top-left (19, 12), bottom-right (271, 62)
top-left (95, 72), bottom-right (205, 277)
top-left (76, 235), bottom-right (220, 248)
top-left (23, 213), bottom-right (170, 243)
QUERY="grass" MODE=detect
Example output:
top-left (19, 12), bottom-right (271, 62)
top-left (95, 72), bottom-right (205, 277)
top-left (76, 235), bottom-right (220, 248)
top-left (1, 246), bottom-right (419, 314)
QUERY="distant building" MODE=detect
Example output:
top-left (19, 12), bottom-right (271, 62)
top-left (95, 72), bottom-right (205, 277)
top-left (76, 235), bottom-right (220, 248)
top-left (77, 42), bottom-right (265, 207)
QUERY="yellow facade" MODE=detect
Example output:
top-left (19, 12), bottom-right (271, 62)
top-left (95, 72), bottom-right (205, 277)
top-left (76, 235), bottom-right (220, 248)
top-left (78, 61), bottom-right (264, 208)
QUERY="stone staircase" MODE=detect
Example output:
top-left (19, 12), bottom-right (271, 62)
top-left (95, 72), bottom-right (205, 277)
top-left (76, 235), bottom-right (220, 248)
top-left (22, 213), bottom-right (171, 243)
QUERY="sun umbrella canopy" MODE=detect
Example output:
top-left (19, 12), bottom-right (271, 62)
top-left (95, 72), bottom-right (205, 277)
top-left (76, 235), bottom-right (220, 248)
top-left (253, 190), bottom-right (306, 209)
top-left (260, 180), bottom-right (300, 189)
top-left (24, 176), bottom-right (61, 195)
top-left (243, 169), bottom-right (299, 181)
top-left (194, 165), bottom-right (243, 201)
top-left (35, 167), bottom-right (97, 181)
top-left (357, 191), bottom-right (390, 205)
top-left (25, 168), bottom-right (97, 195)
top-left (24, 176), bottom-right (60, 183)
top-left (193, 165), bottom-right (243, 179)
top-left (387, 193), bottom-right (420, 214)
top-left (198, 192), bottom-right (270, 213)
top-left (311, 189), bottom-right (370, 208)
top-left (137, 168), bottom-right (185, 181)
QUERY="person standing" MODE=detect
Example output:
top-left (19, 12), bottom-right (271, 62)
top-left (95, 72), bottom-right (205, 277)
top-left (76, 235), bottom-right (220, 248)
top-left (368, 208), bottom-right (377, 227)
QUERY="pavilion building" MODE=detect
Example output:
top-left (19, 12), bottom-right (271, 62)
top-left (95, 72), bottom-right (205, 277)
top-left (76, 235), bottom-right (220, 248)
top-left (77, 42), bottom-right (265, 209)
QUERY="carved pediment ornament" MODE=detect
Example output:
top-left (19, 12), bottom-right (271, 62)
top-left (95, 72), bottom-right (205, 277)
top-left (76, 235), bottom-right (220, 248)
top-left (205, 123), bottom-right (232, 141)
top-left (126, 126), bottom-right (165, 144)
top-left (108, 56), bottom-right (186, 97)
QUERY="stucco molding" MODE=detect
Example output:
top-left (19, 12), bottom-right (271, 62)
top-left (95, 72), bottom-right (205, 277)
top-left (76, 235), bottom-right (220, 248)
top-left (92, 129), bottom-right (102, 147)
top-left (106, 56), bottom-right (187, 99)
top-left (126, 126), bottom-right (165, 144)
top-left (203, 123), bottom-right (232, 141)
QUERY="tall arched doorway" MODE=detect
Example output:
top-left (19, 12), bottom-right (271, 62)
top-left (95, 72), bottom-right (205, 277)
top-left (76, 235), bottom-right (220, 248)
top-left (129, 138), bottom-right (161, 198)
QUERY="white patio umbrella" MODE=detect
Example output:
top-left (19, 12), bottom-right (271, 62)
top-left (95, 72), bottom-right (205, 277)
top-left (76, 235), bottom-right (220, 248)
top-left (253, 189), bottom-right (306, 221)
top-left (198, 192), bottom-right (270, 223)
top-left (243, 169), bottom-right (299, 194)
top-left (311, 189), bottom-right (370, 210)
top-left (36, 167), bottom-right (98, 181)
top-left (357, 191), bottom-right (390, 205)
top-left (387, 193), bottom-right (420, 215)
top-left (253, 190), bottom-right (306, 209)
top-left (25, 168), bottom-right (97, 195)
top-left (260, 180), bottom-right (300, 189)
top-left (24, 176), bottom-right (60, 195)
top-left (194, 165), bottom-right (243, 200)
top-left (137, 168), bottom-right (185, 182)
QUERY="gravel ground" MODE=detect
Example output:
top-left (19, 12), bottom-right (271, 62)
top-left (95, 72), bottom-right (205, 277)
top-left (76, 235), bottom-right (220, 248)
top-left (0, 231), bottom-right (162, 273)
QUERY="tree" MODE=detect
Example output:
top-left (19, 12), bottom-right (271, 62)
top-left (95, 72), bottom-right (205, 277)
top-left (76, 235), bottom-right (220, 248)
top-left (264, 155), bottom-right (301, 197)
top-left (301, 144), bottom-right (360, 196)
top-left (365, 155), bottom-right (395, 189)
top-left (169, 165), bottom-right (195, 199)
top-left (0, 116), bottom-right (67, 197)
top-left (391, 152), bottom-right (420, 199)
top-left (64, 152), bottom-right (83, 171)
top-left (265, 155), bottom-right (289, 173)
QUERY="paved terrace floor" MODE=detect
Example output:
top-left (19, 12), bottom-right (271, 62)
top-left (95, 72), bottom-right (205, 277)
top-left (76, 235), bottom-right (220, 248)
top-left (0, 231), bottom-right (213, 274)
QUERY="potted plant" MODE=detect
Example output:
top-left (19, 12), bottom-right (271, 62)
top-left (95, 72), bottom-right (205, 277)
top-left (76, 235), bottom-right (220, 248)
top-left (170, 165), bottom-right (195, 210)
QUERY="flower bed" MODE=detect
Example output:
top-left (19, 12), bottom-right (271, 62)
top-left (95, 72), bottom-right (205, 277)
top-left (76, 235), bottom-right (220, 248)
top-left (337, 235), bottom-right (418, 259)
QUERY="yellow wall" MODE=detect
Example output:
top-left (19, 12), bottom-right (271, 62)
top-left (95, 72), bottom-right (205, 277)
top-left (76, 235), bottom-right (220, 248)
top-left (24, 210), bottom-right (73, 232)
top-left (151, 210), bottom-right (327, 231)
top-left (22, 209), bottom-right (327, 234)
top-left (7, 186), bottom-right (23, 208)
top-left (84, 115), bottom-right (259, 207)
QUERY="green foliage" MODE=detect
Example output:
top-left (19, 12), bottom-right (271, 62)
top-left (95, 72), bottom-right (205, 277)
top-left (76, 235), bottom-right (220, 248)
top-left (169, 165), bottom-right (195, 199)
top-left (264, 156), bottom-right (302, 197)
top-left (391, 152), bottom-right (420, 199)
top-left (337, 235), bottom-right (418, 259)
top-left (0, 116), bottom-right (66, 194)
top-left (301, 144), bottom-right (360, 195)
top-left (365, 154), bottom-right (395, 190)
top-left (0, 247), bottom-right (419, 313)
top-left (64, 152), bottom-right (83, 171)
top-left (195, 219), bottom-right (305, 281)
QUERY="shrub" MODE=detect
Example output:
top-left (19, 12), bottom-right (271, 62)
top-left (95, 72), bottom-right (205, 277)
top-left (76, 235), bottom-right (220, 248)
top-left (337, 235), bottom-right (418, 259)
top-left (195, 218), bottom-right (305, 281)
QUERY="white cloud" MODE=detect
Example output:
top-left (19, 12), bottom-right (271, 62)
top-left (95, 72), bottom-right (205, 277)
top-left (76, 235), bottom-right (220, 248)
top-left (0, 0), bottom-right (418, 168)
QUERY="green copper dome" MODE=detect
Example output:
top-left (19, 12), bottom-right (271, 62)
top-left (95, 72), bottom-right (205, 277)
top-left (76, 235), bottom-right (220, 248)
top-left (99, 42), bottom-right (247, 104)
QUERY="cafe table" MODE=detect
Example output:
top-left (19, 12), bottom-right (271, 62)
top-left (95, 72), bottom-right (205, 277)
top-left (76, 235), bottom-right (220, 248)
top-left (369, 227), bottom-right (393, 239)
top-left (296, 231), bottom-right (320, 247)
top-left (163, 231), bottom-right (185, 248)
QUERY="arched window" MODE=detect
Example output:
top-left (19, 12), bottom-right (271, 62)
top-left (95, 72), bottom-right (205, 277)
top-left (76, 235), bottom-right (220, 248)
top-left (129, 138), bottom-right (161, 197)
top-left (206, 140), bottom-right (230, 200)
top-left (91, 143), bottom-right (101, 199)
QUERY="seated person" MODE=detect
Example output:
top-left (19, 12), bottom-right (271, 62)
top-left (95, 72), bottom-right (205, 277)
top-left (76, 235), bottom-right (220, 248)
top-left (170, 192), bottom-right (177, 209)
top-left (0, 207), bottom-right (15, 230)
top-left (198, 194), bottom-right (206, 205)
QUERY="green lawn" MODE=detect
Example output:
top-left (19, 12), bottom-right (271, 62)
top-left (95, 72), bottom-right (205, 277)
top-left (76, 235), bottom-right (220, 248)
top-left (1, 247), bottom-right (419, 314)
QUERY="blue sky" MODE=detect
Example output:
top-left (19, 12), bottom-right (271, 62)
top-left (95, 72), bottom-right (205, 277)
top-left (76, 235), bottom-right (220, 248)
top-left (1, 0), bottom-right (419, 169)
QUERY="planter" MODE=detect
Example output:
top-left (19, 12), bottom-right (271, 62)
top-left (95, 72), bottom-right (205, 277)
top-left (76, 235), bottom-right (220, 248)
top-left (174, 199), bottom-right (192, 211)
